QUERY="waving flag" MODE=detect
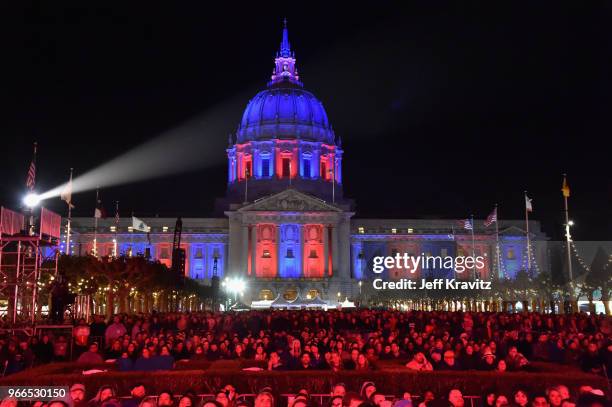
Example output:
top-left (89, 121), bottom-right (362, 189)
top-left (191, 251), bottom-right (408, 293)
top-left (60, 170), bottom-right (75, 209)
top-left (94, 190), bottom-right (106, 218)
top-left (561, 176), bottom-right (570, 198)
top-left (458, 218), bottom-right (473, 230)
top-left (484, 207), bottom-right (497, 227)
top-left (25, 143), bottom-right (37, 191)
top-left (132, 216), bottom-right (150, 232)
top-left (525, 194), bottom-right (533, 212)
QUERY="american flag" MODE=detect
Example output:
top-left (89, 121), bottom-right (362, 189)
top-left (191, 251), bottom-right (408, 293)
top-left (458, 218), bottom-right (473, 230)
top-left (115, 202), bottom-right (120, 225)
top-left (484, 207), bottom-right (497, 227)
top-left (25, 143), bottom-right (37, 191)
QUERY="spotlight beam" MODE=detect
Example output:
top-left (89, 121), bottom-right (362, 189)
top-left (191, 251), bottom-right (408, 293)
top-left (36, 92), bottom-right (255, 203)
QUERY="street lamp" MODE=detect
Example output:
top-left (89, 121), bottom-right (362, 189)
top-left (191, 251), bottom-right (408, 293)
top-left (337, 291), bottom-right (341, 302)
top-left (358, 280), bottom-right (362, 295)
top-left (568, 220), bottom-right (574, 226)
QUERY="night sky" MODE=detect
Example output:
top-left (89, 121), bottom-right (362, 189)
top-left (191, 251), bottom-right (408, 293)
top-left (3, 1), bottom-right (611, 240)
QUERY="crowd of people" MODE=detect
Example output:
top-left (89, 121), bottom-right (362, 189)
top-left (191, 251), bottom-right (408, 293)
top-left (0, 379), bottom-right (609, 407)
top-left (1, 310), bottom-right (610, 376)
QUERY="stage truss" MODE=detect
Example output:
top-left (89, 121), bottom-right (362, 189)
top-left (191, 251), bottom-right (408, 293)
top-left (0, 206), bottom-right (60, 325)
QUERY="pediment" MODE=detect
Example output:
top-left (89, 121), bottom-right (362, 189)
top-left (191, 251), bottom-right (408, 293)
top-left (238, 189), bottom-right (342, 212)
top-left (499, 226), bottom-right (526, 236)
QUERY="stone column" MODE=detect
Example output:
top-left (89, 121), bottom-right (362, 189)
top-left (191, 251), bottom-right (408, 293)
top-left (299, 224), bottom-right (304, 278)
top-left (323, 225), bottom-right (329, 277)
top-left (240, 225), bottom-right (249, 278)
top-left (251, 225), bottom-right (257, 277)
top-left (331, 225), bottom-right (339, 276)
top-left (276, 223), bottom-right (281, 278)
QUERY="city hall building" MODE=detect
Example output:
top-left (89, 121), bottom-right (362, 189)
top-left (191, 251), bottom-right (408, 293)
top-left (68, 24), bottom-right (548, 306)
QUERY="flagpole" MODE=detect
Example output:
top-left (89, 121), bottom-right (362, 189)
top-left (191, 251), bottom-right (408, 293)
top-left (524, 191), bottom-right (531, 275)
top-left (470, 214), bottom-right (476, 279)
top-left (27, 142), bottom-right (38, 235)
top-left (114, 201), bottom-right (119, 257)
top-left (494, 204), bottom-right (502, 279)
top-left (562, 174), bottom-right (574, 306)
top-left (244, 167), bottom-right (249, 204)
top-left (93, 187), bottom-right (99, 257)
top-left (332, 155), bottom-right (336, 204)
top-left (65, 168), bottom-right (73, 255)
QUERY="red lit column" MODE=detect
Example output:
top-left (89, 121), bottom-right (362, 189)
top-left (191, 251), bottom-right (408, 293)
top-left (323, 225), bottom-right (329, 277)
top-left (327, 226), bottom-right (333, 277)
top-left (247, 225), bottom-right (252, 276)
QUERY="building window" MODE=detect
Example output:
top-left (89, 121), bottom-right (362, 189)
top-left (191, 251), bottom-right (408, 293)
top-left (195, 248), bottom-right (203, 259)
top-left (441, 248), bottom-right (448, 257)
top-left (358, 227), bottom-right (365, 234)
top-left (308, 249), bottom-right (318, 258)
top-left (391, 248), bottom-right (399, 257)
top-left (303, 159), bottom-right (311, 178)
top-left (307, 289), bottom-right (319, 299)
top-left (110, 226), bottom-right (116, 232)
top-left (245, 159), bottom-right (252, 178)
top-left (320, 162), bottom-right (327, 180)
top-left (262, 249), bottom-right (271, 258)
top-left (160, 248), bottom-right (170, 259)
top-left (407, 228), bottom-right (413, 234)
top-left (283, 288), bottom-right (298, 301)
top-left (507, 248), bottom-right (515, 260)
top-left (259, 289), bottom-right (274, 300)
top-left (128, 226), bottom-right (133, 232)
top-left (262, 158), bottom-right (270, 177)
top-left (282, 158), bottom-right (291, 178)
top-left (285, 248), bottom-right (294, 258)
top-left (213, 248), bottom-right (220, 259)
top-left (162, 226), bottom-right (169, 232)
top-left (391, 228), bottom-right (397, 234)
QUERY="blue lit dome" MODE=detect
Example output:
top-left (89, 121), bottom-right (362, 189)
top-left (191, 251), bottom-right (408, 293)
top-left (235, 21), bottom-right (335, 144)
top-left (237, 87), bottom-right (334, 144)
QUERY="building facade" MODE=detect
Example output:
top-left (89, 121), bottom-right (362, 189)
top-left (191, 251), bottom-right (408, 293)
top-left (68, 23), bottom-right (549, 305)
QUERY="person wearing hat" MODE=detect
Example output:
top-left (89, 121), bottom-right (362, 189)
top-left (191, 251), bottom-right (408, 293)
top-left (69, 384), bottom-right (87, 407)
top-left (478, 348), bottom-right (497, 371)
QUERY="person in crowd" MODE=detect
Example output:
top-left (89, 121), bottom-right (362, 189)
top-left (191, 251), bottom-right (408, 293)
top-left (138, 397), bottom-right (157, 407)
top-left (121, 383), bottom-right (146, 407)
top-left (77, 343), bottom-right (104, 364)
top-left (513, 389), bottom-right (530, 407)
top-left (254, 389), bottom-right (274, 407)
top-left (495, 395), bottom-right (510, 407)
top-left (105, 316), bottom-right (127, 347)
top-left (157, 391), bottom-right (174, 407)
top-left (547, 388), bottom-right (564, 407)
top-left (438, 350), bottom-right (461, 371)
top-left (479, 350), bottom-right (497, 371)
top-left (531, 395), bottom-right (549, 407)
top-left (360, 382), bottom-right (377, 401)
top-left (343, 392), bottom-right (364, 407)
top-left (418, 391), bottom-right (435, 407)
top-left (406, 352), bottom-right (433, 371)
top-left (70, 383), bottom-right (87, 407)
top-left (481, 389), bottom-right (497, 407)
top-left (88, 386), bottom-right (115, 407)
top-left (448, 389), bottom-right (465, 407)
top-left (330, 383), bottom-right (346, 399)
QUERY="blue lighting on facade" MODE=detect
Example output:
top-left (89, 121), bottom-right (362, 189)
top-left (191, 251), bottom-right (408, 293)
top-left (279, 224), bottom-right (301, 278)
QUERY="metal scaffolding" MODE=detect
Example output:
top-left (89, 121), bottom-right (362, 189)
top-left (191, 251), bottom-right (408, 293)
top-left (0, 206), bottom-right (60, 325)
